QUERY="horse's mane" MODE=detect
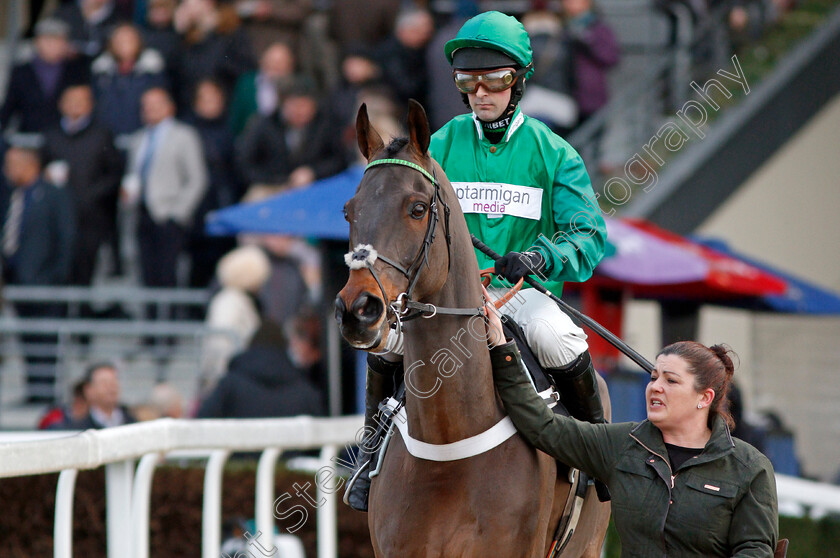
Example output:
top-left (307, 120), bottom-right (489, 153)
top-left (384, 137), bottom-right (409, 157)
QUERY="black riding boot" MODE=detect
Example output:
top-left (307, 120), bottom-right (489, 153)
top-left (345, 353), bottom-right (400, 512)
top-left (547, 350), bottom-right (605, 425)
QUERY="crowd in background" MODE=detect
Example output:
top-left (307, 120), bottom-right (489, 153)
top-left (0, 0), bottom-right (796, 417)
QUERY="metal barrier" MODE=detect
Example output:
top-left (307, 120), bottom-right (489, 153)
top-left (0, 286), bottom-right (242, 413)
top-left (0, 416), bottom-right (364, 558)
top-left (2, 285), bottom-right (211, 318)
top-left (565, 0), bottom-right (737, 179)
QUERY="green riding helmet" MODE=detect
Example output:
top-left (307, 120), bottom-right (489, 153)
top-left (444, 11), bottom-right (534, 80)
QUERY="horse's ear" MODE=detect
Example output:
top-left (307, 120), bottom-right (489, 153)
top-left (356, 103), bottom-right (384, 161)
top-left (407, 99), bottom-right (430, 155)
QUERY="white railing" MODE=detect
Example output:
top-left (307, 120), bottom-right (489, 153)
top-left (0, 416), bottom-right (364, 558)
top-left (776, 474), bottom-right (840, 518)
top-left (3, 420), bottom-right (838, 557)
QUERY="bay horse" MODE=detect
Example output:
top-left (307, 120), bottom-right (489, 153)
top-left (336, 100), bottom-right (611, 557)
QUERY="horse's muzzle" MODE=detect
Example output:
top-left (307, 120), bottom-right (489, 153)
top-left (335, 291), bottom-right (387, 349)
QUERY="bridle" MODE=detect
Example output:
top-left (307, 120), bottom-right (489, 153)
top-left (344, 157), bottom-right (484, 329)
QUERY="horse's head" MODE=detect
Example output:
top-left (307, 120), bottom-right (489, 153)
top-left (335, 100), bottom-right (452, 351)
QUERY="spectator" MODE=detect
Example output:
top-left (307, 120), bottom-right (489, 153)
top-left (234, 0), bottom-right (312, 60)
top-left (172, 0), bottom-right (256, 114)
top-left (0, 19), bottom-right (90, 134)
top-left (72, 362), bottom-right (137, 428)
top-left (378, 8), bottom-right (435, 109)
top-left (200, 244), bottom-right (271, 392)
top-left (425, 0), bottom-right (479, 131)
top-left (255, 234), bottom-right (320, 327)
top-left (142, 0), bottom-right (183, 81)
top-left (186, 79), bottom-right (243, 288)
top-left (228, 41), bottom-right (298, 137)
top-left (327, 0), bottom-right (400, 54)
top-left (38, 380), bottom-right (90, 430)
top-left (562, 0), bottom-right (620, 127)
top-left (42, 84), bottom-right (123, 286)
top-left (91, 22), bottom-right (168, 139)
top-left (328, 45), bottom-right (388, 140)
top-left (196, 319), bottom-right (325, 419)
top-left (728, 381), bottom-right (766, 453)
top-left (1, 145), bottom-right (76, 403)
top-left (286, 308), bottom-right (325, 393)
top-left (148, 382), bottom-right (185, 418)
top-left (124, 87), bottom-right (207, 300)
top-left (520, 4), bottom-right (578, 135)
top-left (53, 0), bottom-right (121, 58)
top-left (236, 78), bottom-right (347, 194)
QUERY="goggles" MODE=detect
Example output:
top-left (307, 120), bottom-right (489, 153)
top-left (452, 67), bottom-right (526, 94)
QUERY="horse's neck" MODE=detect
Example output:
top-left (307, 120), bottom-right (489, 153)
top-left (401, 270), bottom-right (504, 445)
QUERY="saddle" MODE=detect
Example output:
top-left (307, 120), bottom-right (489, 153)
top-left (500, 315), bottom-right (566, 414)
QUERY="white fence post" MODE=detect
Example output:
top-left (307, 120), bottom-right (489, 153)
top-left (131, 453), bottom-right (161, 558)
top-left (54, 469), bottom-right (78, 558)
top-left (202, 449), bottom-right (230, 558)
top-left (317, 445), bottom-right (339, 558)
top-left (255, 448), bottom-right (281, 551)
top-left (106, 460), bottom-right (134, 558)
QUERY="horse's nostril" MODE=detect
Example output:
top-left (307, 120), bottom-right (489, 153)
top-left (351, 293), bottom-right (385, 325)
top-left (334, 295), bottom-right (347, 324)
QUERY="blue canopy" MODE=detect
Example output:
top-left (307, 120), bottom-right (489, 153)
top-left (205, 165), bottom-right (364, 239)
top-left (695, 239), bottom-right (840, 315)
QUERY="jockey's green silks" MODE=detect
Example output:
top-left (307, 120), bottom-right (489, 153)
top-left (430, 106), bottom-right (606, 296)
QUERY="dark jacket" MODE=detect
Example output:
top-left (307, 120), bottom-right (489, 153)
top-left (378, 35), bottom-right (429, 108)
top-left (91, 49), bottom-right (168, 138)
top-left (174, 29), bottom-right (255, 114)
top-left (54, 1), bottom-right (120, 58)
top-left (196, 346), bottom-right (324, 419)
top-left (70, 405), bottom-right (137, 430)
top-left (0, 178), bottom-right (76, 286)
top-left (0, 58), bottom-right (90, 133)
top-left (235, 108), bottom-right (347, 186)
top-left (142, 24), bottom-right (183, 85)
top-left (491, 341), bottom-right (778, 558)
top-left (42, 118), bottom-right (122, 226)
top-left (566, 14), bottom-right (620, 117)
top-left (187, 113), bottom-right (243, 212)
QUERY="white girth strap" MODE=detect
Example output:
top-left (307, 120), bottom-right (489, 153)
top-left (385, 397), bottom-right (516, 462)
top-left (381, 385), bottom-right (556, 462)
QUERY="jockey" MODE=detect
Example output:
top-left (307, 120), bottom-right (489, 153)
top-left (347, 10), bottom-right (608, 512)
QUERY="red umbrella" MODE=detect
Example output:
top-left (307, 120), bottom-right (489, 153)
top-left (622, 219), bottom-right (787, 298)
top-left (577, 218), bottom-right (788, 300)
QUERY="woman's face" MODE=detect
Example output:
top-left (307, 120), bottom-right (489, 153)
top-left (645, 354), bottom-right (708, 431)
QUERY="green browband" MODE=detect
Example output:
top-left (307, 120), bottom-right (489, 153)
top-left (365, 158), bottom-right (436, 185)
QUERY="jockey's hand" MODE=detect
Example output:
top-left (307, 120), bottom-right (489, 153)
top-left (494, 251), bottom-right (545, 283)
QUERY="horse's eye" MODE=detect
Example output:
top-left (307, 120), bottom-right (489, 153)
top-left (343, 205), bottom-right (350, 222)
top-left (410, 202), bottom-right (427, 220)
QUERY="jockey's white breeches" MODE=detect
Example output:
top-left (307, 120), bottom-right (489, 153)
top-left (489, 287), bottom-right (588, 369)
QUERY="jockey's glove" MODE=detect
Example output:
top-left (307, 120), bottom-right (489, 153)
top-left (494, 250), bottom-right (546, 283)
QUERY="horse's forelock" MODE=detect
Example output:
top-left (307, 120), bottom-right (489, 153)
top-left (384, 137), bottom-right (410, 157)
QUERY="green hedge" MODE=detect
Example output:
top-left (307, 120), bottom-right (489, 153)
top-left (602, 515), bottom-right (840, 557)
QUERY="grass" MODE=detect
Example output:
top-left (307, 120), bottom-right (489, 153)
top-left (736, 0), bottom-right (840, 87)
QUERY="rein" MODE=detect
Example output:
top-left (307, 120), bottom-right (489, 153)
top-left (344, 157), bottom-right (483, 324)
